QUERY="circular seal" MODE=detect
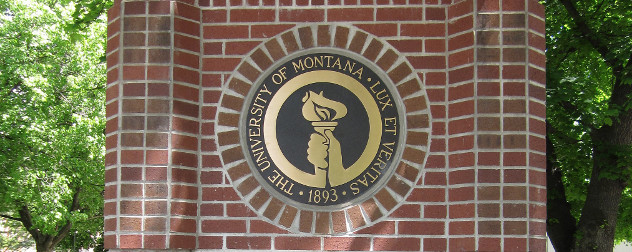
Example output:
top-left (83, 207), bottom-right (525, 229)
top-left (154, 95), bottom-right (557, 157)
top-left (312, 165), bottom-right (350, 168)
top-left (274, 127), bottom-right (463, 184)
top-left (241, 49), bottom-right (404, 210)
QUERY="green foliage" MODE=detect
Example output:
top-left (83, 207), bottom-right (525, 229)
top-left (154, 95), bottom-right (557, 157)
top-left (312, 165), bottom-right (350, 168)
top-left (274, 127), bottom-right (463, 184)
top-left (0, 219), bottom-right (34, 251)
top-left (0, 0), bottom-right (107, 250)
top-left (546, 0), bottom-right (632, 243)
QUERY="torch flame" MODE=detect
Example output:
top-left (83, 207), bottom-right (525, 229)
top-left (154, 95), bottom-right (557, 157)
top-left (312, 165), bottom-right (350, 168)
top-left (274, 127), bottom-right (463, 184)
top-left (302, 91), bottom-right (347, 122)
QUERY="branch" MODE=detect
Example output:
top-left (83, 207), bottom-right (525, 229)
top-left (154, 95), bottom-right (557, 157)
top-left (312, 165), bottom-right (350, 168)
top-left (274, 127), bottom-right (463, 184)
top-left (18, 205), bottom-right (43, 244)
top-left (558, 0), bottom-right (621, 73)
top-left (0, 214), bottom-right (22, 222)
top-left (546, 121), bottom-right (578, 251)
top-left (50, 188), bottom-right (82, 247)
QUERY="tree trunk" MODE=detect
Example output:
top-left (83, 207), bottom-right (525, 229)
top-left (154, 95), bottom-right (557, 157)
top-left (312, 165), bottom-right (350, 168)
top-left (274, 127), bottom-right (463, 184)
top-left (35, 242), bottom-right (54, 252)
top-left (546, 124), bottom-right (577, 252)
top-left (573, 83), bottom-right (632, 251)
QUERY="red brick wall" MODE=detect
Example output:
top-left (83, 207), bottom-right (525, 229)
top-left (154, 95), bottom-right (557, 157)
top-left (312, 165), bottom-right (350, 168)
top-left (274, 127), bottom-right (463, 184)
top-left (105, 0), bottom-right (546, 250)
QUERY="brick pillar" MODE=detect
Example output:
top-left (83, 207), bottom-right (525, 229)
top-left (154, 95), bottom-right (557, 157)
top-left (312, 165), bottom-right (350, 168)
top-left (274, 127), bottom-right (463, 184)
top-left (106, 0), bottom-right (545, 250)
top-left (105, 0), bottom-right (202, 249)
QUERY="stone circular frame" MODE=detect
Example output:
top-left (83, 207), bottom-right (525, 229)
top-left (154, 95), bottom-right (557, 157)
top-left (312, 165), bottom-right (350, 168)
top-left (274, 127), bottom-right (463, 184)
top-left (216, 25), bottom-right (431, 234)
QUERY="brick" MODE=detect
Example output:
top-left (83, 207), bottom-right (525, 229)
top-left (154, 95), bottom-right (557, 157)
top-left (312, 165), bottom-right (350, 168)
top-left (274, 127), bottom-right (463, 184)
top-left (353, 217), bottom-right (394, 234)
top-left (120, 216), bottom-right (142, 231)
top-left (324, 237), bottom-right (371, 251)
top-left (402, 23), bottom-right (445, 37)
top-left (227, 236), bottom-right (271, 250)
top-left (376, 49), bottom-right (398, 71)
top-left (449, 152), bottom-right (474, 168)
top-left (388, 39), bottom-right (422, 53)
top-left (331, 210), bottom-right (347, 233)
top-left (478, 117), bottom-right (500, 131)
top-left (226, 203), bottom-right (256, 217)
top-left (504, 99), bottom-right (526, 113)
top-left (348, 31), bottom-right (368, 54)
top-left (362, 39), bottom-right (384, 61)
top-left (170, 218), bottom-right (196, 233)
top-left (504, 186), bottom-right (526, 200)
top-left (410, 56), bottom-right (446, 69)
top-left (198, 236), bottom-right (223, 249)
top-left (449, 187), bottom-right (474, 201)
top-left (430, 138), bottom-right (445, 152)
top-left (504, 203), bottom-right (527, 218)
top-left (504, 134), bottom-right (526, 149)
top-left (407, 188), bottom-right (444, 202)
top-left (448, 117), bottom-right (474, 134)
top-left (479, 221), bottom-right (501, 235)
top-left (388, 62), bottom-right (413, 84)
top-left (450, 203), bottom-right (475, 218)
top-left (280, 9), bottom-right (324, 22)
top-left (450, 238), bottom-right (475, 251)
top-left (377, 7), bottom-right (423, 21)
top-left (347, 205), bottom-right (366, 229)
top-left (504, 30), bottom-right (526, 45)
top-left (221, 94), bottom-right (244, 112)
top-left (328, 8), bottom-right (373, 21)
top-left (505, 221), bottom-right (527, 235)
top-left (124, 1), bottom-right (145, 15)
top-left (120, 200), bottom-right (142, 215)
top-left (171, 166), bottom-right (197, 183)
top-left (315, 212), bottom-right (331, 234)
top-left (144, 235), bottom-right (166, 249)
top-left (121, 132), bottom-right (143, 147)
top-left (279, 205), bottom-right (298, 228)
top-left (171, 201), bottom-right (197, 216)
top-left (424, 238), bottom-right (447, 251)
top-left (230, 8), bottom-right (275, 22)
top-left (389, 204), bottom-right (420, 218)
top-left (448, 15), bottom-right (473, 35)
top-left (397, 77), bottom-right (422, 98)
top-left (504, 47), bottom-right (526, 62)
top-left (402, 147), bottom-right (426, 166)
top-left (200, 203), bottom-right (223, 216)
top-left (120, 235), bottom-right (142, 249)
top-left (361, 198), bottom-right (383, 221)
top-left (448, 32), bottom-right (474, 51)
top-left (425, 39), bottom-right (445, 53)
top-left (174, 18), bottom-right (199, 37)
top-left (448, 100), bottom-right (474, 118)
top-left (505, 238), bottom-right (527, 251)
top-left (424, 171), bottom-right (446, 185)
top-left (448, 0), bottom-right (472, 18)
top-left (503, 13), bottom-right (526, 28)
top-left (478, 203), bottom-right (500, 218)
top-left (202, 220), bottom-right (246, 233)
top-left (334, 26), bottom-right (349, 48)
top-left (373, 238), bottom-right (421, 251)
top-left (449, 169), bottom-right (474, 185)
top-left (375, 189), bottom-right (397, 210)
top-left (252, 24), bottom-right (294, 39)
top-left (249, 189), bottom-right (270, 210)
top-left (477, 0), bottom-right (498, 11)
top-left (172, 184), bottom-right (197, 200)
top-left (202, 10), bottom-right (227, 23)
top-left (316, 25), bottom-right (330, 46)
top-left (299, 210), bottom-right (314, 233)
top-left (450, 221), bottom-right (475, 235)
top-left (448, 135), bottom-right (474, 151)
top-left (263, 197), bottom-right (284, 220)
top-left (170, 235), bottom-right (196, 249)
top-left (119, 167), bottom-right (143, 181)
top-left (448, 65), bottom-right (473, 84)
top-left (204, 25), bottom-right (248, 39)
top-left (275, 237), bottom-right (320, 250)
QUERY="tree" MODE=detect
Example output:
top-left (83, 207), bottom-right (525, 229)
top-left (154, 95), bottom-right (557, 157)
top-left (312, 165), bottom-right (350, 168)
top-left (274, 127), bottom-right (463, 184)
top-left (0, 0), bottom-right (108, 251)
top-left (546, 0), bottom-right (632, 251)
